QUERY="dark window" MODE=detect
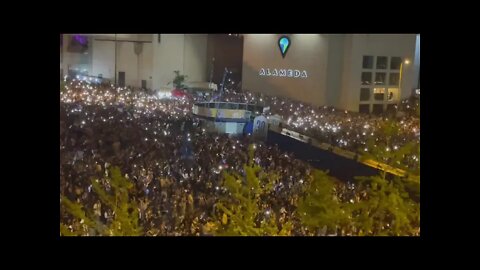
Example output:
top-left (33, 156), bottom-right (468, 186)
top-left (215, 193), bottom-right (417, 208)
top-left (361, 72), bottom-right (372, 85)
top-left (386, 104), bottom-right (396, 113)
top-left (372, 104), bottom-right (384, 115)
top-left (375, 72), bottom-right (386, 85)
top-left (376, 56), bottom-right (388, 69)
top-left (390, 57), bottom-right (402, 70)
top-left (360, 88), bottom-right (370, 101)
top-left (389, 73), bottom-right (399, 86)
top-left (359, 104), bottom-right (370, 114)
top-left (363, 56), bottom-right (374, 69)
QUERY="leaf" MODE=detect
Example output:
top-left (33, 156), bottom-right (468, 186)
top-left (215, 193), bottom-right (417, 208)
top-left (222, 213), bottom-right (228, 225)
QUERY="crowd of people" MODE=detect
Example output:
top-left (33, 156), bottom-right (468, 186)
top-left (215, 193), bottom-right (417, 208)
top-left (60, 80), bottom-right (324, 235)
top-left (60, 79), bottom-right (420, 236)
top-left (206, 88), bottom-right (420, 173)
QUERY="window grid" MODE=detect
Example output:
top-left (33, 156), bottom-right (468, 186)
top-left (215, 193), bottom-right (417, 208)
top-left (360, 55), bottom-right (404, 113)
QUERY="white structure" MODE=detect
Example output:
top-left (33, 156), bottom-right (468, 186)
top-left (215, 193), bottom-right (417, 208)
top-left (61, 34), bottom-right (208, 90)
top-left (242, 34), bottom-right (420, 113)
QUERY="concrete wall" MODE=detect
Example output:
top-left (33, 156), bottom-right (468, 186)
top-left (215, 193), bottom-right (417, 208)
top-left (242, 34), bottom-right (329, 106)
top-left (91, 39), bottom-right (153, 88)
top-left (184, 34), bottom-right (208, 82)
top-left (152, 34), bottom-right (185, 90)
top-left (92, 40), bottom-right (115, 80)
top-left (152, 34), bottom-right (208, 90)
top-left (326, 34), bottom-right (345, 108)
top-left (139, 43), bottom-right (153, 89)
top-left (339, 35), bottom-right (354, 111)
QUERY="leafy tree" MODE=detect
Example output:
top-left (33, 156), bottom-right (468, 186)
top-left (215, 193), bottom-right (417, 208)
top-left (172, 70), bottom-right (188, 89)
top-left (359, 119), bottom-right (420, 177)
top-left (354, 120), bottom-right (420, 235)
top-left (211, 145), bottom-right (293, 236)
top-left (351, 174), bottom-right (420, 236)
top-left (297, 170), bottom-right (350, 236)
top-left (60, 167), bottom-right (142, 236)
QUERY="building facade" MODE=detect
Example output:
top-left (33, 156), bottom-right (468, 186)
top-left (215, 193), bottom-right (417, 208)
top-left (242, 34), bottom-right (420, 113)
top-left (61, 34), bottom-right (208, 90)
top-left (61, 34), bottom-right (420, 114)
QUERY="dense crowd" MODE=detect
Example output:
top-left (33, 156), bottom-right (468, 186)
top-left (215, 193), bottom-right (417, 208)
top-left (60, 79), bottom-right (419, 236)
top-left (60, 80), bottom-right (324, 235)
top-left (208, 89), bottom-right (420, 173)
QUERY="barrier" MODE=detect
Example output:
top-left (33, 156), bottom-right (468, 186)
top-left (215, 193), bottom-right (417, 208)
top-left (270, 126), bottom-right (419, 181)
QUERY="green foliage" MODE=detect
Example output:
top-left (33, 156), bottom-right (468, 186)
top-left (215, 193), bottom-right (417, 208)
top-left (60, 223), bottom-right (78, 236)
top-left (172, 70), bottom-right (187, 89)
top-left (359, 119), bottom-right (420, 175)
top-left (60, 167), bottom-right (142, 236)
top-left (351, 174), bottom-right (420, 236)
top-left (212, 145), bottom-right (292, 236)
top-left (297, 170), bottom-right (349, 235)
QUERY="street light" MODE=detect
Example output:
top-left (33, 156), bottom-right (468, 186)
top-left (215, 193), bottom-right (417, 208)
top-left (399, 59), bottom-right (410, 99)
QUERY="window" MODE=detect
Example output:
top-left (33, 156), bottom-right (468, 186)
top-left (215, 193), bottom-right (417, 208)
top-left (390, 57), bottom-right (402, 70)
top-left (376, 56), bottom-right (388, 69)
top-left (372, 104), bottom-right (384, 115)
top-left (386, 104), bottom-right (397, 113)
top-left (361, 72), bottom-right (372, 85)
top-left (387, 88), bottom-right (399, 101)
top-left (363, 56), bottom-right (374, 69)
top-left (375, 72), bottom-right (386, 85)
top-left (374, 88), bottom-right (385, 101)
top-left (359, 104), bottom-right (370, 114)
top-left (360, 88), bottom-right (370, 101)
top-left (389, 73), bottom-right (400, 86)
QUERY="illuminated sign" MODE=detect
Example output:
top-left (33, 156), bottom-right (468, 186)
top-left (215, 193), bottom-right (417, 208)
top-left (258, 36), bottom-right (308, 79)
top-left (259, 68), bottom-right (308, 78)
top-left (278, 36), bottom-right (290, 58)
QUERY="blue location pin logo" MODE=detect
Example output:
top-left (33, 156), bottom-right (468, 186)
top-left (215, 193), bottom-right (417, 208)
top-left (278, 36), bottom-right (290, 58)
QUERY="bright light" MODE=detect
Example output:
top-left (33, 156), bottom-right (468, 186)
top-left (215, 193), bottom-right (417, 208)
top-left (404, 59), bottom-right (410, 64)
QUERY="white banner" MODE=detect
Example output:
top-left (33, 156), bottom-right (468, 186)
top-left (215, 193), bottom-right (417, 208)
top-left (253, 115), bottom-right (268, 141)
